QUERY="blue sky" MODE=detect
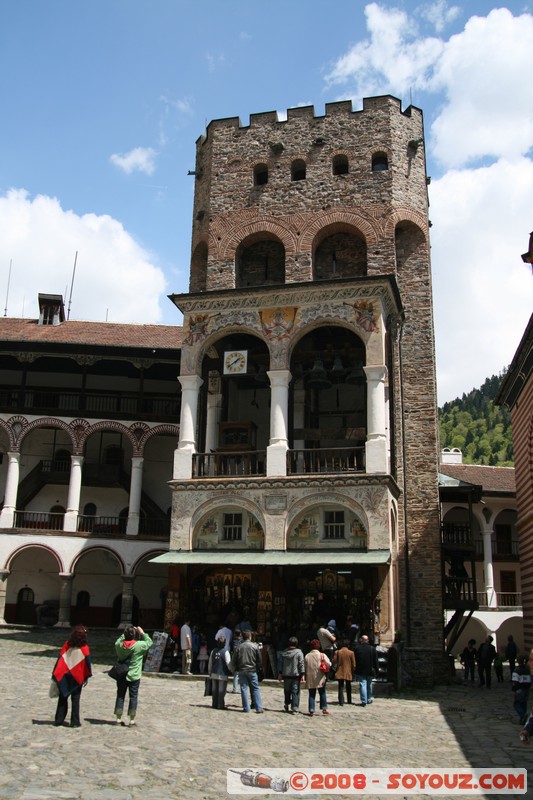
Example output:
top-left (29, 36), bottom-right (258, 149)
top-left (1, 0), bottom-right (532, 403)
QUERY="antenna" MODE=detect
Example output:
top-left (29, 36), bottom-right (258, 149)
top-left (67, 251), bottom-right (78, 320)
top-left (4, 258), bottom-right (12, 316)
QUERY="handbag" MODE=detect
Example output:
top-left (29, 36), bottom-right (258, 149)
top-left (204, 677), bottom-right (213, 697)
top-left (108, 656), bottom-right (131, 680)
top-left (319, 655), bottom-right (329, 673)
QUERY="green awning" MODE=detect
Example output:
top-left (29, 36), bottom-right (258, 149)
top-left (150, 550), bottom-right (390, 566)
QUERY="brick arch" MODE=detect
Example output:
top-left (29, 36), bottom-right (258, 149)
top-left (219, 217), bottom-right (299, 259)
top-left (5, 543), bottom-right (64, 573)
top-left (136, 423), bottom-right (180, 454)
top-left (81, 420), bottom-right (139, 452)
top-left (18, 417), bottom-right (77, 450)
top-left (385, 208), bottom-right (429, 240)
top-left (0, 418), bottom-right (15, 450)
top-left (69, 545), bottom-right (126, 576)
top-left (299, 211), bottom-right (379, 251)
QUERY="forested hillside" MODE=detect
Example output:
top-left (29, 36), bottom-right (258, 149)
top-left (439, 373), bottom-right (513, 466)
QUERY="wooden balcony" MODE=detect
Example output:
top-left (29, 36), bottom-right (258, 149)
top-left (0, 385), bottom-right (179, 422)
top-left (441, 522), bottom-right (474, 550)
top-left (443, 576), bottom-right (478, 610)
top-left (193, 451), bottom-right (266, 478)
top-left (476, 591), bottom-right (522, 608)
top-left (287, 447), bottom-right (365, 475)
top-left (12, 512), bottom-right (169, 538)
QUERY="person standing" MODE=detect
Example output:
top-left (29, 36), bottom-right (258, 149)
top-left (460, 639), bottom-right (477, 683)
top-left (353, 634), bottom-right (379, 706)
top-left (506, 635), bottom-right (518, 679)
top-left (208, 636), bottom-right (232, 710)
top-left (304, 639), bottom-right (330, 716)
top-left (493, 651), bottom-right (505, 683)
top-left (51, 625), bottom-right (92, 728)
top-left (477, 635), bottom-right (497, 688)
top-left (316, 621), bottom-right (336, 661)
top-left (278, 636), bottom-right (305, 713)
top-left (215, 619), bottom-right (233, 654)
top-left (333, 638), bottom-right (356, 705)
top-left (230, 630), bottom-right (264, 713)
top-left (512, 655), bottom-right (531, 725)
top-left (114, 624), bottom-right (152, 727)
top-left (231, 628), bottom-right (243, 693)
top-left (180, 618), bottom-right (192, 675)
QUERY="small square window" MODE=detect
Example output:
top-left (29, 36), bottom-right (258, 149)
top-left (324, 510), bottom-right (345, 539)
top-left (223, 513), bottom-right (243, 541)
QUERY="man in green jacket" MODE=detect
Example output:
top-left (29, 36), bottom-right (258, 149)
top-left (114, 624), bottom-right (153, 726)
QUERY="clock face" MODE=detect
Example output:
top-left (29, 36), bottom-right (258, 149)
top-left (224, 350), bottom-right (248, 374)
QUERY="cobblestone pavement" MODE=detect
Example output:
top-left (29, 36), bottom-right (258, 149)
top-left (0, 627), bottom-right (531, 800)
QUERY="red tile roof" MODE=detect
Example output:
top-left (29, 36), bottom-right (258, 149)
top-left (439, 463), bottom-right (515, 493)
top-left (0, 317), bottom-right (182, 350)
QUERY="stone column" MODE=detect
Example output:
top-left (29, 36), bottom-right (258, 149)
top-left (364, 365), bottom-right (388, 473)
top-left (174, 375), bottom-right (203, 479)
top-left (55, 573), bottom-right (73, 628)
top-left (0, 452), bottom-right (20, 529)
top-left (119, 576), bottom-right (134, 627)
top-left (482, 525), bottom-right (497, 608)
top-left (126, 457), bottom-right (144, 536)
top-left (266, 370), bottom-right (291, 477)
top-left (204, 390), bottom-right (223, 476)
top-left (0, 570), bottom-right (10, 624)
top-left (64, 455), bottom-right (84, 532)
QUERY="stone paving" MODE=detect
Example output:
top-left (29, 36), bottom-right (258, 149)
top-left (0, 626), bottom-right (531, 800)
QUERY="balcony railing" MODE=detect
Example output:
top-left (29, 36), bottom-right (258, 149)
top-left (441, 522), bottom-right (473, 548)
top-left (287, 447), bottom-right (365, 475)
top-left (477, 591), bottom-right (522, 608)
top-left (12, 511), bottom-right (169, 538)
top-left (193, 451), bottom-right (266, 478)
top-left (443, 576), bottom-right (477, 606)
top-left (473, 539), bottom-right (519, 558)
top-left (0, 386), bottom-right (179, 422)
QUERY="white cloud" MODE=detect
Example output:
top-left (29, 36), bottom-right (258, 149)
top-left (429, 8), bottom-right (533, 167)
top-left (430, 159), bottom-right (533, 403)
top-left (419, 0), bottom-right (460, 33)
top-left (110, 146), bottom-right (158, 175)
top-left (0, 189), bottom-right (167, 324)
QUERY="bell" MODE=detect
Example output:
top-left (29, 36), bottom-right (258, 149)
top-left (305, 359), bottom-right (332, 390)
top-left (346, 360), bottom-right (365, 384)
top-left (330, 356), bottom-right (345, 377)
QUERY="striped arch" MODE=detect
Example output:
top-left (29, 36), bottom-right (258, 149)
top-left (219, 217), bottom-right (299, 259)
top-left (69, 545), bottom-right (126, 576)
top-left (299, 210), bottom-right (380, 251)
top-left (81, 419), bottom-right (139, 452)
top-left (5, 543), bottom-right (64, 573)
top-left (385, 208), bottom-right (430, 240)
top-left (0, 417), bottom-right (16, 450)
top-left (135, 423), bottom-right (180, 454)
top-left (18, 417), bottom-right (77, 450)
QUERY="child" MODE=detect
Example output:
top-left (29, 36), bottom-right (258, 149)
top-left (494, 651), bottom-right (504, 683)
top-left (197, 634), bottom-right (209, 674)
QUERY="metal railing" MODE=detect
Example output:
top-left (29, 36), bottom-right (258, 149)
top-left (287, 447), bottom-right (365, 475)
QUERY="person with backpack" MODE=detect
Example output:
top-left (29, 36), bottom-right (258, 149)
top-left (207, 636), bottom-right (232, 710)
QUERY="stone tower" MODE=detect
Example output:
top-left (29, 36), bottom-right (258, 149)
top-left (164, 96), bottom-right (444, 685)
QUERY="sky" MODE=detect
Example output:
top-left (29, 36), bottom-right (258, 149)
top-left (0, 1), bottom-right (532, 405)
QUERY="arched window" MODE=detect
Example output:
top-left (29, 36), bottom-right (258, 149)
top-left (372, 152), bottom-right (389, 171)
top-left (291, 159), bottom-right (306, 181)
top-left (332, 155), bottom-right (349, 175)
top-left (253, 163), bottom-right (268, 186)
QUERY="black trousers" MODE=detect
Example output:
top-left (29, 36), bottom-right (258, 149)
top-left (55, 686), bottom-right (82, 726)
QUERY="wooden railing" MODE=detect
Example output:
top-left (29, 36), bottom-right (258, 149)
top-left (193, 451), bottom-right (266, 478)
top-left (477, 591), bottom-right (522, 608)
top-left (287, 447), bottom-right (365, 474)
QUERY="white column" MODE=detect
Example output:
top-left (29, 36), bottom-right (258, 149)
top-left (364, 365), bottom-right (388, 473)
top-left (126, 457), bottom-right (144, 536)
top-left (64, 455), bottom-right (84, 532)
top-left (482, 525), bottom-right (497, 608)
top-left (0, 570), bottom-right (9, 624)
top-left (119, 576), bottom-right (134, 627)
top-left (0, 452), bottom-right (20, 529)
top-left (205, 391), bottom-right (222, 454)
top-left (55, 573), bottom-right (73, 628)
top-left (266, 369), bottom-right (291, 477)
top-left (174, 374), bottom-right (203, 479)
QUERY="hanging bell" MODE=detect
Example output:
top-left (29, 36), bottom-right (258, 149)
top-left (305, 359), bottom-right (332, 390)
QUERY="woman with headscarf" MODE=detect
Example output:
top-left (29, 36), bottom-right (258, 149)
top-left (51, 625), bottom-right (92, 727)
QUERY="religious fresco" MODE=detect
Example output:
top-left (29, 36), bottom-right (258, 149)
top-left (288, 510), bottom-right (367, 550)
top-left (194, 512), bottom-right (264, 550)
top-left (183, 314), bottom-right (212, 346)
top-left (350, 301), bottom-right (379, 333)
top-left (260, 307), bottom-right (298, 340)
